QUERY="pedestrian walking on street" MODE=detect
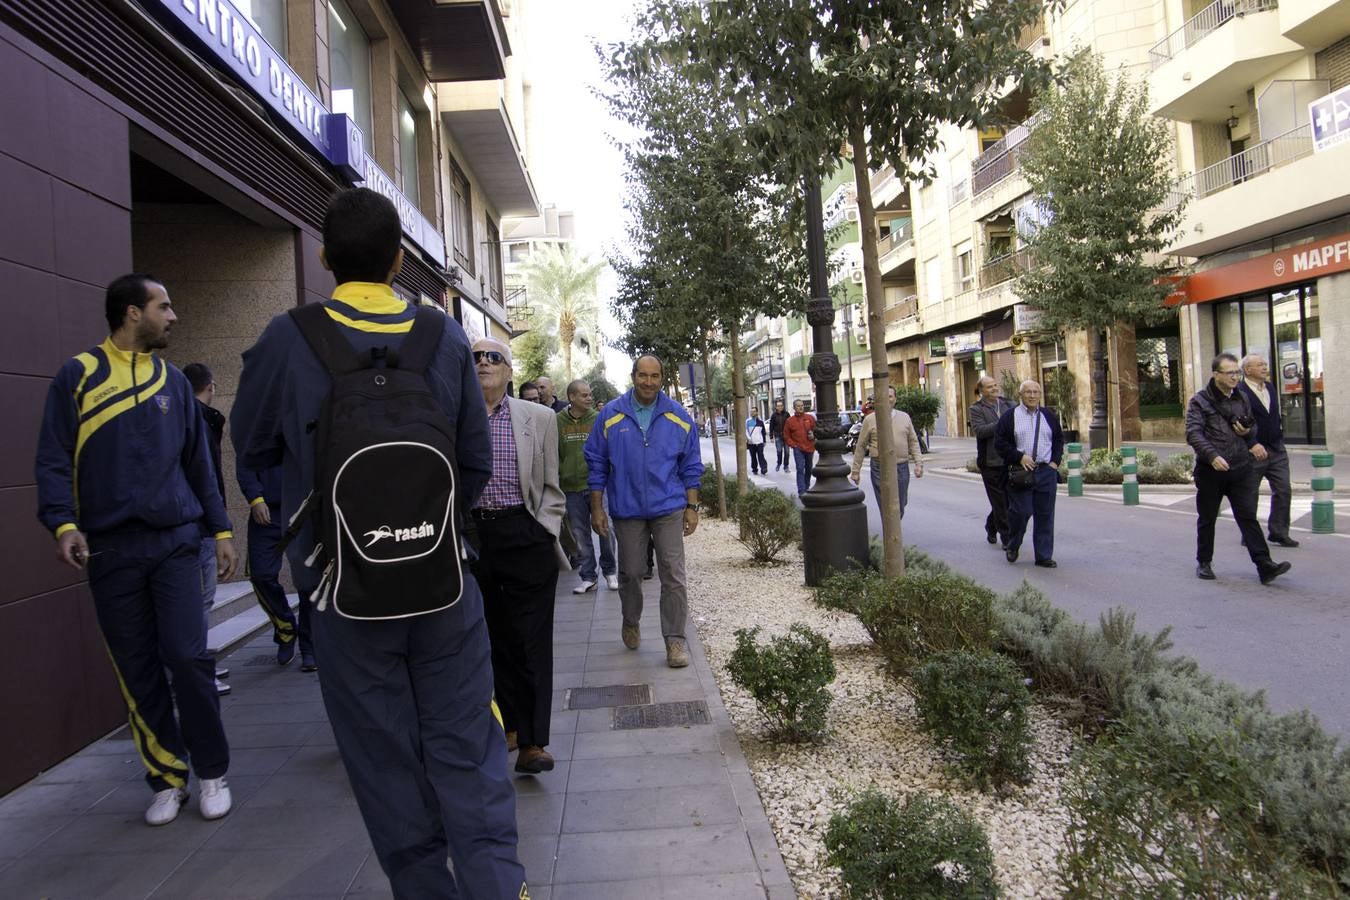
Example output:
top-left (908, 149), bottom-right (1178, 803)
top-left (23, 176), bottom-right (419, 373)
top-left (236, 460), bottom-right (314, 671)
top-left (535, 375), bottom-right (568, 412)
top-left (585, 355), bottom-right (704, 668)
top-left (559, 379), bottom-right (618, 593)
top-left (784, 399), bottom-right (817, 497)
top-left (36, 275), bottom-right (238, 827)
top-left (471, 338), bottom-right (568, 776)
top-left (231, 188), bottom-right (527, 898)
top-left (848, 384), bottom-right (923, 516)
top-left (1236, 354), bottom-right (1300, 548)
top-left (1186, 353), bottom-right (1292, 585)
top-left (994, 379), bottom-right (1063, 568)
top-left (519, 380), bottom-right (540, 403)
top-left (769, 399), bottom-right (790, 472)
top-left (968, 375), bottom-right (1013, 547)
top-left (746, 411), bottom-right (769, 475)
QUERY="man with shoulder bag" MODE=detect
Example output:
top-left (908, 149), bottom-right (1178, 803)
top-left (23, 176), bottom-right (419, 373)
top-left (994, 379), bottom-right (1063, 568)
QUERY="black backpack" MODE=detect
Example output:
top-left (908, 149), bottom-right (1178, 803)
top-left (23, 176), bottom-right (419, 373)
top-left (289, 302), bottom-right (463, 620)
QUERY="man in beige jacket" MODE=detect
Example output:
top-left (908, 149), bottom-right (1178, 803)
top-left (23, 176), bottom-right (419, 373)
top-left (849, 384), bottom-right (923, 517)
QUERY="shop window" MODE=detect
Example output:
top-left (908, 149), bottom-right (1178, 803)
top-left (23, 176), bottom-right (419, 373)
top-left (328, 0), bottom-right (372, 141)
top-left (1136, 326), bottom-right (1182, 419)
top-left (232, 0), bottom-right (286, 50)
top-left (486, 218), bottom-right (504, 304)
top-left (1215, 301), bottom-right (1242, 357)
top-left (397, 89), bottom-right (421, 208)
top-left (449, 161), bottom-right (473, 274)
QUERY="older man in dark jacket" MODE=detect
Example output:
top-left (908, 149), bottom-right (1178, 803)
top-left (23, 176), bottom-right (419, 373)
top-left (968, 376), bottom-right (1012, 547)
top-left (1185, 352), bottom-right (1291, 584)
top-left (994, 379), bottom-right (1064, 568)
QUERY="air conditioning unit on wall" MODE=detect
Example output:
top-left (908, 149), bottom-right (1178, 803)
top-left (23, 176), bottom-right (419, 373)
top-left (850, 269), bottom-right (865, 284)
top-left (846, 208), bottom-right (859, 222)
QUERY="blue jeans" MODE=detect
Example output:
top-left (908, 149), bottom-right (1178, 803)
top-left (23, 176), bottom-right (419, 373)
top-left (869, 461), bottom-right (910, 518)
top-left (775, 437), bottom-right (789, 469)
top-left (792, 448), bottom-right (814, 495)
top-left (566, 491), bottom-right (615, 581)
top-left (1006, 464), bottom-right (1057, 562)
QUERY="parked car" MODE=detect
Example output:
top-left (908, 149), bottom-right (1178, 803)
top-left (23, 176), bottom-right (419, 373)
top-left (715, 416), bottom-right (730, 435)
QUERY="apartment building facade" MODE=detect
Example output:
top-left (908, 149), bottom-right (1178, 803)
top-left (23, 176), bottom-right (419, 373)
top-left (0, 0), bottom-right (534, 792)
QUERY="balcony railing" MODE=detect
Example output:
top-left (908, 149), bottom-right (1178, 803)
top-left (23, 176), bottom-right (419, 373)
top-left (870, 165), bottom-right (898, 197)
top-left (978, 248), bottom-right (1033, 290)
top-left (877, 220), bottom-right (914, 255)
top-left (1163, 122), bottom-right (1313, 210)
top-left (1148, 0), bottom-right (1278, 70)
top-left (971, 110), bottom-right (1045, 198)
top-left (883, 294), bottom-right (919, 324)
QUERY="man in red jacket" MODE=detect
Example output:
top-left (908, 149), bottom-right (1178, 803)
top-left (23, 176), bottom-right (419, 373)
top-left (783, 399), bottom-right (817, 497)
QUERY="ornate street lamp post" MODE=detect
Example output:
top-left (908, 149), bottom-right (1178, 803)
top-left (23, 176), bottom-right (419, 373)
top-left (800, 173), bottom-right (869, 585)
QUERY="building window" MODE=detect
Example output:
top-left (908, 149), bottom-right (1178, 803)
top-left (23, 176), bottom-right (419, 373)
top-left (509, 242), bottom-right (530, 263)
top-left (449, 161), bottom-right (473, 274)
top-left (328, 0), bottom-right (372, 141)
top-left (924, 256), bottom-right (943, 306)
top-left (233, 0), bottom-right (287, 50)
top-left (955, 242), bottom-right (974, 292)
top-left (397, 89), bottom-right (420, 208)
top-left (1136, 324), bottom-right (1182, 419)
top-left (920, 183), bottom-right (936, 222)
top-left (486, 218), bottom-right (503, 304)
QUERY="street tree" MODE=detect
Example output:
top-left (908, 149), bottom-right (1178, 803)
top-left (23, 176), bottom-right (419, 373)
top-left (618, 0), bottom-right (1051, 577)
top-left (604, 50), bottom-right (809, 512)
top-left (579, 360), bottom-right (622, 407)
top-left (520, 244), bottom-right (606, 381)
top-left (511, 328), bottom-right (558, 386)
top-left (1015, 51), bottom-right (1185, 449)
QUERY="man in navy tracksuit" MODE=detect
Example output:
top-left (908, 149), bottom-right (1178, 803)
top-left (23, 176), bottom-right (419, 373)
top-left (230, 189), bottom-right (524, 899)
top-left (236, 461), bottom-right (314, 670)
top-left (35, 274), bottom-right (238, 827)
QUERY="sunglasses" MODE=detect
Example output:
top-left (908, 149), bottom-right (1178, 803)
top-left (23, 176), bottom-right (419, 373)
top-left (473, 350), bottom-right (507, 365)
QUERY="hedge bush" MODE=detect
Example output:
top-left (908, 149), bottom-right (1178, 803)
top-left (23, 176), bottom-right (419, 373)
top-left (726, 625), bottom-right (836, 742)
top-left (824, 789), bottom-right (998, 900)
top-left (699, 468), bottom-right (740, 517)
top-left (858, 571), bottom-right (998, 675)
top-left (735, 487), bottom-right (800, 564)
top-left (912, 651), bottom-right (1032, 791)
top-left (813, 567), bottom-right (878, 617)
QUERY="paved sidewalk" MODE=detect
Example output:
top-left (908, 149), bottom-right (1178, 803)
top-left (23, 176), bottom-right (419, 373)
top-left (0, 577), bottom-right (792, 899)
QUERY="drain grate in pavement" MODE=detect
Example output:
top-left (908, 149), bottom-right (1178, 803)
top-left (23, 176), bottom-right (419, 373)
top-left (566, 684), bottom-right (652, 710)
top-left (612, 700), bottom-right (711, 730)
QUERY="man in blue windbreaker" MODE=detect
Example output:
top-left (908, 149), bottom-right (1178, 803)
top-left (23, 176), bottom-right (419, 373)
top-left (585, 354), bottom-right (704, 668)
top-left (35, 274), bottom-right (238, 827)
top-left (229, 188), bottom-right (524, 900)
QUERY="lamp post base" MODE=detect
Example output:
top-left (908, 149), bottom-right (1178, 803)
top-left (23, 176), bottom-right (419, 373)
top-left (800, 430), bottom-right (869, 586)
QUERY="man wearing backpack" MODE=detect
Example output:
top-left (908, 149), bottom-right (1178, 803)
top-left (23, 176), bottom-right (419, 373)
top-left (230, 189), bottom-right (524, 899)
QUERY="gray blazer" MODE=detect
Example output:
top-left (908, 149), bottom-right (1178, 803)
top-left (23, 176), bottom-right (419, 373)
top-left (504, 396), bottom-right (569, 567)
top-left (968, 397), bottom-right (1011, 469)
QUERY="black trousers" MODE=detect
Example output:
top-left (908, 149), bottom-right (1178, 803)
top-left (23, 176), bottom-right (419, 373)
top-left (748, 442), bottom-right (768, 474)
top-left (979, 465), bottom-right (1009, 543)
top-left (1195, 464), bottom-right (1273, 568)
top-left (469, 512), bottom-right (559, 749)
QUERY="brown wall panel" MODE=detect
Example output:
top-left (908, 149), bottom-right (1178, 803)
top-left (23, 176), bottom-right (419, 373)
top-left (0, 260), bottom-right (62, 377)
top-left (44, 72), bottom-right (131, 208)
top-left (0, 37), bottom-right (49, 165)
top-left (0, 374), bottom-right (48, 488)
top-left (0, 152), bottom-right (56, 271)
top-left (55, 275), bottom-right (108, 361)
top-left (0, 485), bottom-right (84, 608)
top-left (51, 182), bottom-right (132, 287)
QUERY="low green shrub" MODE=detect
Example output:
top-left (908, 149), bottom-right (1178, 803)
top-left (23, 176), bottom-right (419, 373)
top-left (824, 789), bottom-right (998, 900)
top-left (859, 571), bottom-right (997, 675)
top-left (1059, 715), bottom-right (1341, 898)
top-left (699, 469), bottom-right (740, 517)
top-left (813, 567), bottom-right (879, 616)
top-left (912, 651), bottom-right (1032, 791)
top-left (726, 625), bottom-right (836, 742)
top-left (735, 486), bottom-right (800, 563)
top-left (1081, 451), bottom-right (1193, 485)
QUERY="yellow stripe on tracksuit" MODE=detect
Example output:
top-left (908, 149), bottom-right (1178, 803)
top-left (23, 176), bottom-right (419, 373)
top-left (490, 697), bottom-right (504, 730)
top-left (102, 645), bottom-right (189, 788)
top-left (602, 413), bottom-right (625, 437)
top-left (74, 364), bottom-right (170, 463)
top-left (257, 603), bottom-right (296, 642)
top-left (662, 412), bottom-right (691, 432)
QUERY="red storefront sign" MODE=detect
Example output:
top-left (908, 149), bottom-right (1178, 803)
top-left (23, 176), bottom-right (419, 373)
top-left (1172, 231), bottom-right (1350, 305)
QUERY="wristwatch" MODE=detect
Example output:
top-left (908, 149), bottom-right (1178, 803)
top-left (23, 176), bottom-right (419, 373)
top-left (686, 503), bottom-right (699, 510)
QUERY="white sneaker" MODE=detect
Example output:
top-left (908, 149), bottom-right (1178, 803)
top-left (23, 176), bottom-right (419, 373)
top-left (145, 787), bottom-right (188, 826)
top-left (604, 574), bottom-right (619, 591)
top-left (572, 579), bottom-right (597, 594)
top-left (198, 777), bottom-right (232, 820)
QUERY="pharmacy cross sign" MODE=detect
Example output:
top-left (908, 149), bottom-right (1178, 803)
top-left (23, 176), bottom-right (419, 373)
top-left (1310, 85), bottom-right (1350, 153)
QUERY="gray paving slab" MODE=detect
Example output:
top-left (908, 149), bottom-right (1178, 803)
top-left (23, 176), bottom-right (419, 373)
top-left (0, 572), bottom-right (793, 899)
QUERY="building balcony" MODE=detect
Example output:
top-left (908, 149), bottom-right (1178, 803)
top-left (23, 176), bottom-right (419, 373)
top-left (1148, 0), bottom-right (1304, 123)
top-left (870, 165), bottom-right (910, 213)
top-left (977, 249), bottom-right (1032, 290)
top-left (969, 112), bottom-right (1041, 220)
top-left (1280, 0), bottom-right (1350, 46)
top-left (877, 221), bottom-right (915, 275)
top-left (1166, 122), bottom-right (1350, 256)
top-left (389, 0), bottom-right (509, 82)
top-left (439, 81), bottom-right (538, 217)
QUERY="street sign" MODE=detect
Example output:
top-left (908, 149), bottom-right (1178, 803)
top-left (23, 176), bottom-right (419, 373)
top-left (1310, 85), bottom-right (1350, 153)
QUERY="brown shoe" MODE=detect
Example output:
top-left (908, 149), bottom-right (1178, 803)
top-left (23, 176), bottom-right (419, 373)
top-left (505, 730), bottom-right (518, 752)
top-left (622, 623), bottom-right (640, 650)
top-left (515, 746), bottom-right (554, 774)
top-left (665, 638), bottom-right (690, 668)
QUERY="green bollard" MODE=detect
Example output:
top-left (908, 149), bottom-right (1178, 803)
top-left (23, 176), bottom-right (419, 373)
top-left (1066, 442), bottom-right (1083, 496)
top-left (1312, 452), bottom-right (1335, 534)
top-left (1121, 446), bottom-right (1139, 506)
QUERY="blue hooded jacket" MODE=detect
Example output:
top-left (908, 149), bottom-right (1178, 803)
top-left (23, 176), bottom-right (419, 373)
top-left (584, 389), bottom-right (703, 520)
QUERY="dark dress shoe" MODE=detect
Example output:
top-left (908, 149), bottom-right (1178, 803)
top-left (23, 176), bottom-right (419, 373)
top-left (1005, 547), bottom-right (1018, 563)
top-left (515, 746), bottom-right (554, 774)
top-left (1269, 536), bottom-right (1300, 548)
top-left (1196, 563), bottom-right (1216, 580)
top-left (1034, 559), bottom-right (1057, 568)
top-left (985, 527), bottom-right (998, 545)
top-left (1259, 561), bottom-right (1292, 585)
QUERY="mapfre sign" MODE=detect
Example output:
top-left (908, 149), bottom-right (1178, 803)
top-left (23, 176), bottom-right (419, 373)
top-left (1176, 231), bottom-right (1350, 304)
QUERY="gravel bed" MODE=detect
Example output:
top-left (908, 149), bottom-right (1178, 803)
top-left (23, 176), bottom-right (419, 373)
top-left (686, 517), bottom-right (1074, 899)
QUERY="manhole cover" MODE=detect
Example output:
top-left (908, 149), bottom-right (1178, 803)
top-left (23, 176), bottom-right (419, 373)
top-left (612, 700), bottom-right (711, 730)
top-left (566, 684), bottom-right (652, 710)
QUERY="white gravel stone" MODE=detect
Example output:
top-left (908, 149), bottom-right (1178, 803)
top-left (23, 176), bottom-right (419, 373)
top-left (687, 517), bottom-right (1075, 899)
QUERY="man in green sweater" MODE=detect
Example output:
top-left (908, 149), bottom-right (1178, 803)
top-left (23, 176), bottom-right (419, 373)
top-left (559, 379), bottom-right (618, 593)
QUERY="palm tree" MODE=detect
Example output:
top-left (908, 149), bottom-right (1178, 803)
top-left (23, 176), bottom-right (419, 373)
top-left (519, 244), bottom-right (606, 380)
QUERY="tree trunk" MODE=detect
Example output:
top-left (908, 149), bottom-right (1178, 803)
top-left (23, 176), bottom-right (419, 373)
top-left (702, 339), bottom-right (727, 519)
top-left (1089, 327), bottom-right (1109, 451)
top-left (560, 318), bottom-right (575, 381)
top-left (848, 110), bottom-right (905, 578)
top-left (730, 327), bottom-right (750, 505)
